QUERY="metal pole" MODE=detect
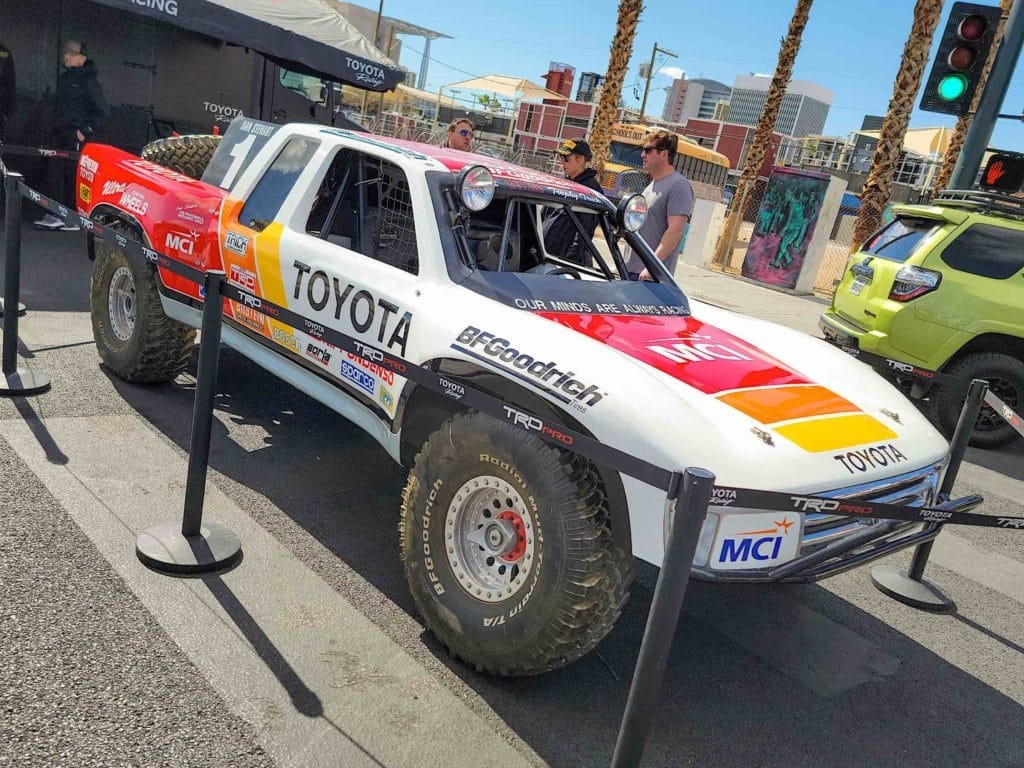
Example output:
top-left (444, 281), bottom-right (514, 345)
top-left (610, 467), bottom-right (714, 768)
top-left (870, 377), bottom-right (987, 610)
top-left (907, 377), bottom-right (989, 578)
top-left (948, 0), bottom-right (1024, 189)
top-left (360, 0), bottom-right (386, 118)
top-left (639, 43), bottom-right (659, 121)
top-left (2, 173), bottom-right (20, 374)
top-left (181, 270), bottom-right (226, 537)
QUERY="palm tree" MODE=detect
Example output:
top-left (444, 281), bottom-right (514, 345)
top-left (590, 0), bottom-right (644, 174)
top-left (712, 0), bottom-right (814, 269)
top-left (851, 0), bottom-right (945, 249)
top-left (934, 0), bottom-right (1014, 192)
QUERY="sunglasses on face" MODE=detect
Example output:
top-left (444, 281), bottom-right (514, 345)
top-left (641, 145), bottom-right (659, 154)
top-left (456, 128), bottom-right (473, 138)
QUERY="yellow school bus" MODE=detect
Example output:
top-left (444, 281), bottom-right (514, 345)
top-left (601, 123), bottom-right (730, 196)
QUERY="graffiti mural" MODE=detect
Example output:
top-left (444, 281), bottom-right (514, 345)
top-left (742, 167), bottom-right (831, 290)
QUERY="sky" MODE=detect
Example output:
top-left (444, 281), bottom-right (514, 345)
top-left (370, 0), bottom-right (1023, 150)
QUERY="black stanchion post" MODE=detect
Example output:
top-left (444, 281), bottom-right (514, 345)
top-left (610, 467), bottom-right (714, 768)
top-left (871, 378), bottom-right (988, 612)
top-left (1, 173), bottom-right (49, 396)
top-left (136, 270), bottom-right (242, 575)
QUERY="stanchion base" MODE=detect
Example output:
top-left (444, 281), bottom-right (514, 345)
top-left (136, 521), bottom-right (242, 576)
top-left (0, 300), bottom-right (27, 317)
top-left (0, 368), bottom-right (51, 396)
top-left (870, 565), bottom-right (956, 613)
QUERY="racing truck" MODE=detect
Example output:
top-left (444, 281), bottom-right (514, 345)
top-left (76, 118), bottom-right (952, 676)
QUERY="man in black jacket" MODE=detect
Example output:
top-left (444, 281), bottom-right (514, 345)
top-left (35, 40), bottom-right (109, 230)
top-left (542, 139), bottom-right (604, 266)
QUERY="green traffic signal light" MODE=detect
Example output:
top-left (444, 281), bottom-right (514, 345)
top-left (937, 73), bottom-right (969, 101)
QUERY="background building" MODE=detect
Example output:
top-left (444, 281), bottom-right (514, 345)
top-left (335, 1), bottom-right (448, 90)
top-left (661, 76), bottom-right (703, 122)
top-left (576, 72), bottom-right (604, 103)
top-left (727, 75), bottom-right (833, 137)
top-left (692, 78), bottom-right (732, 120)
top-left (543, 62), bottom-right (575, 101)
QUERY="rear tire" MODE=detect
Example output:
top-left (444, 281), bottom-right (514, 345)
top-left (90, 222), bottom-right (195, 383)
top-left (141, 135), bottom-right (222, 180)
top-left (927, 352), bottom-right (1024, 449)
top-left (400, 411), bottom-right (631, 676)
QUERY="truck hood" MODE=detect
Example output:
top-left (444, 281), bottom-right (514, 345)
top-left (531, 299), bottom-right (948, 491)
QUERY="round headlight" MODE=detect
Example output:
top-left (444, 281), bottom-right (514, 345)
top-left (619, 193), bottom-right (648, 233)
top-left (457, 165), bottom-right (495, 212)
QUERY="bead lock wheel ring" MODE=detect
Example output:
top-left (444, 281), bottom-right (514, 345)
top-left (445, 475), bottom-right (536, 603)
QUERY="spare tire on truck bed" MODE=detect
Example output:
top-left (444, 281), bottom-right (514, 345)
top-left (141, 135), bottom-right (222, 180)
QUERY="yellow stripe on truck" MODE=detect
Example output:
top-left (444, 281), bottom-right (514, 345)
top-left (772, 414), bottom-right (898, 453)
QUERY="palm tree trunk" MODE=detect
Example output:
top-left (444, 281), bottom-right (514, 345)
top-left (712, 0), bottom-right (814, 269)
top-left (851, 0), bottom-right (945, 250)
top-left (933, 0), bottom-right (1014, 192)
top-left (590, 0), bottom-right (644, 174)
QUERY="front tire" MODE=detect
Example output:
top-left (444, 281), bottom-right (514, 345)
top-left (90, 223), bottom-right (195, 383)
top-left (400, 412), bottom-right (631, 676)
top-left (927, 352), bottom-right (1024, 449)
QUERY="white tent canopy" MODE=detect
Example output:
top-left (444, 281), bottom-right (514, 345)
top-left (443, 75), bottom-right (568, 102)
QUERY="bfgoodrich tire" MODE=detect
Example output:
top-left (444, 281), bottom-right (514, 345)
top-left (400, 411), bottom-right (632, 676)
top-left (927, 352), bottom-right (1024, 449)
top-left (90, 223), bottom-right (195, 383)
top-left (141, 135), bottom-right (221, 179)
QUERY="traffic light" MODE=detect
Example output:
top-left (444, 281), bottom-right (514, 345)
top-left (920, 2), bottom-right (1002, 116)
top-left (980, 151), bottom-right (1024, 193)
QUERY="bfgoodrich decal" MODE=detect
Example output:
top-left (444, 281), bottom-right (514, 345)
top-left (452, 326), bottom-right (604, 411)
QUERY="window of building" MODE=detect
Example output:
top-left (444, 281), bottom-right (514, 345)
top-left (940, 223), bottom-right (1024, 279)
top-left (240, 137), bottom-right (320, 232)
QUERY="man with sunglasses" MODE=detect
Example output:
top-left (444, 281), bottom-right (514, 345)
top-left (625, 130), bottom-right (693, 280)
top-left (543, 138), bottom-right (603, 265)
top-left (443, 118), bottom-right (474, 152)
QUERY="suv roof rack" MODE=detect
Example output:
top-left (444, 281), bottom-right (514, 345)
top-left (931, 188), bottom-right (1024, 219)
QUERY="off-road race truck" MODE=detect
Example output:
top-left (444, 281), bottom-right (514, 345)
top-left (77, 117), bottom-right (951, 676)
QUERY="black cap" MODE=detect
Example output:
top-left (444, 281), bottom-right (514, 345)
top-left (555, 139), bottom-right (592, 160)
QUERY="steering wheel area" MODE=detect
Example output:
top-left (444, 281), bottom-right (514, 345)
top-left (527, 263), bottom-right (582, 279)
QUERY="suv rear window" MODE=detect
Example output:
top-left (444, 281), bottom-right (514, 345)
top-left (939, 223), bottom-right (1024, 279)
top-left (863, 217), bottom-right (937, 262)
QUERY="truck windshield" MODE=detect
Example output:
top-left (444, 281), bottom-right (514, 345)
top-left (864, 216), bottom-right (938, 262)
top-left (452, 194), bottom-right (649, 283)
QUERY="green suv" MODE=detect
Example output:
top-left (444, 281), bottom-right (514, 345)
top-left (820, 190), bottom-right (1024, 448)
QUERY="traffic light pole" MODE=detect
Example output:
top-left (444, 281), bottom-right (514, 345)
top-left (949, 0), bottom-right (1024, 189)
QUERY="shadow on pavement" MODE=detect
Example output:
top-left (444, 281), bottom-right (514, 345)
top-left (102, 347), bottom-right (1023, 768)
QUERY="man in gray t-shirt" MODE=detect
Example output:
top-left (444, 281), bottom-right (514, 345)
top-left (625, 131), bottom-right (694, 279)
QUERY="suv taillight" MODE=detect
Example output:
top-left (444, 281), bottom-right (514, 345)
top-left (889, 265), bottom-right (941, 301)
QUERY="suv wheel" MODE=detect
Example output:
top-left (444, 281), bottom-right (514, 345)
top-left (400, 412), bottom-right (631, 676)
top-left (90, 222), bottom-right (196, 383)
top-left (927, 352), bottom-right (1024, 449)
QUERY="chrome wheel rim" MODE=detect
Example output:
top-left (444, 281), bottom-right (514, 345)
top-left (108, 266), bottom-right (137, 342)
top-left (445, 475), bottom-right (536, 603)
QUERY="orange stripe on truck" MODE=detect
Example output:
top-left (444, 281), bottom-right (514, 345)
top-left (717, 385), bottom-right (858, 424)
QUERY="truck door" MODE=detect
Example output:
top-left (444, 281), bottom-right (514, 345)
top-left (219, 138), bottom-right (418, 422)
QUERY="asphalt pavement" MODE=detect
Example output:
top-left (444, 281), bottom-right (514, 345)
top-left (1, 214), bottom-right (1022, 768)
